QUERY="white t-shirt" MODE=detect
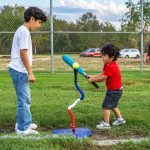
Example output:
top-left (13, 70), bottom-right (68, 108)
top-left (9, 25), bottom-right (32, 73)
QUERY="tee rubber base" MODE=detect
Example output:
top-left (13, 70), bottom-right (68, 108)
top-left (52, 128), bottom-right (92, 138)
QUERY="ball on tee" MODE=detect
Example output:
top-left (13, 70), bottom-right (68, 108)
top-left (72, 62), bottom-right (79, 69)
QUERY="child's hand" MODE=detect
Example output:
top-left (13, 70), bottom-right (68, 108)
top-left (87, 77), bottom-right (93, 83)
top-left (87, 75), bottom-right (92, 79)
top-left (29, 73), bottom-right (36, 83)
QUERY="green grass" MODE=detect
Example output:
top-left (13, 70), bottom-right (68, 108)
top-left (0, 137), bottom-right (99, 150)
top-left (0, 70), bottom-right (150, 149)
top-left (109, 141), bottom-right (150, 150)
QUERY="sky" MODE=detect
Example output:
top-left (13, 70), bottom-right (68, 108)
top-left (0, 0), bottom-right (140, 29)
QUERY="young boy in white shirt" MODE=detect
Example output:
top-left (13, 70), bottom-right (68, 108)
top-left (9, 7), bottom-right (47, 135)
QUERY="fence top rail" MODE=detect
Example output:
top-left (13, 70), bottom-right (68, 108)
top-left (0, 31), bottom-right (142, 34)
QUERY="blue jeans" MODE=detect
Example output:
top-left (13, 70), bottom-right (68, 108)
top-left (9, 68), bottom-right (32, 131)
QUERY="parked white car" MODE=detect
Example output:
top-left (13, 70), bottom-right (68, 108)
top-left (119, 48), bottom-right (141, 59)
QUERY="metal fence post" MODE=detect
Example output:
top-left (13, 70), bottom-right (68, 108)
top-left (50, 0), bottom-right (54, 73)
top-left (140, 0), bottom-right (144, 72)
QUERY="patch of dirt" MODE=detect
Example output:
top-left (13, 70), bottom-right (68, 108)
top-left (0, 55), bottom-right (10, 59)
top-left (141, 79), bottom-right (150, 83)
top-left (0, 127), bottom-right (142, 141)
top-left (0, 127), bottom-right (15, 134)
top-left (92, 130), bottom-right (141, 141)
top-left (1, 55), bottom-right (150, 71)
top-left (124, 81), bottom-right (136, 86)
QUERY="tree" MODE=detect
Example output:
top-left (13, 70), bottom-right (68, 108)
top-left (101, 22), bottom-right (116, 32)
top-left (76, 12), bottom-right (101, 31)
top-left (121, 0), bottom-right (150, 50)
top-left (0, 5), bottom-right (25, 31)
top-left (0, 5), bottom-right (25, 54)
top-left (121, 0), bottom-right (150, 32)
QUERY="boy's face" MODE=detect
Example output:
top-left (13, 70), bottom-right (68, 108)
top-left (102, 54), bottom-right (114, 64)
top-left (30, 17), bottom-right (42, 31)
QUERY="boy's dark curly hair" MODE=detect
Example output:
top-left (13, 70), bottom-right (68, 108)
top-left (24, 7), bottom-right (47, 22)
top-left (101, 44), bottom-right (120, 61)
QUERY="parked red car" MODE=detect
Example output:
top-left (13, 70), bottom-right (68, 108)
top-left (80, 48), bottom-right (102, 57)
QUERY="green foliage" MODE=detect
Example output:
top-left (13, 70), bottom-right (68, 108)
top-left (32, 34), bottom-right (50, 54)
top-left (0, 5), bottom-right (24, 31)
top-left (76, 12), bottom-right (101, 31)
top-left (0, 3), bottom-right (149, 54)
top-left (121, 0), bottom-right (150, 32)
top-left (121, 0), bottom-right (150, 50)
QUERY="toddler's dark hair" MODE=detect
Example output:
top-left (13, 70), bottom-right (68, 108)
top-left (101, 44), bottom-right (120, 61)
top-left (24, 7), bottom-right (47, 22)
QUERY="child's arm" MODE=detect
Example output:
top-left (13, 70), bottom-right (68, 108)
top-left (88, 74), bottom-right (107, 83)
top-left (20, 49), bottom-right (35, 83)
top-left (88, 74), bottom-right (102, 78)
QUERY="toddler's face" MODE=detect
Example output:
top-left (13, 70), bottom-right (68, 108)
top-left (102, 54), bottom-right (114, 64)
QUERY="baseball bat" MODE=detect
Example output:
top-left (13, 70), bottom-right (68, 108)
top-left (62, 55), bottom-right (99, 89)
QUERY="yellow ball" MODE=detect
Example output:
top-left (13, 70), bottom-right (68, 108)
top-left (72, 62), bottom-right (79, 69)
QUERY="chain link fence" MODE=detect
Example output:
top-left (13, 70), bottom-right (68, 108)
top-left (0, 0), bottom-right (150, 71)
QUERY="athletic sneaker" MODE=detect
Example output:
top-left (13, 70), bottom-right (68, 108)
top-left (15, 123), bottom-right (37, 131)
top-left (96, 121), bottom-right (111, 129)
top-left (112, 117), bottom-right (126, 126)
top-left (16, 128), bottom-right (39, 135)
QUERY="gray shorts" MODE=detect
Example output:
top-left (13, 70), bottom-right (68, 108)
top-left (102, 89), bottom-right (123, 109)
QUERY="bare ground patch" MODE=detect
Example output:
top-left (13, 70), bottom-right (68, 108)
top-left (1, 54), bottom-right (150, 71)
top-left (0, 126), bottom-right (144, 141)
